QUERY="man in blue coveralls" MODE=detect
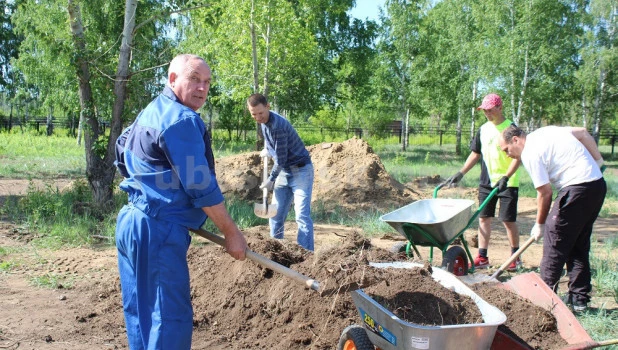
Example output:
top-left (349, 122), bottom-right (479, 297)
top-left (247, 93), bottom-right (314, 251)
top-left (114, 54), bottom-right (248, 350)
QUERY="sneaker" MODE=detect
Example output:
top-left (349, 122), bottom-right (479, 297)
top-left (507, 257), bottom-right (522, 272)
top-left (471, 255), bottom-right (490, 269)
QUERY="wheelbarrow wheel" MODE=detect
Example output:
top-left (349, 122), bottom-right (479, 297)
top-left (441, 245), bottom-right (469, 276)
top-left (338, 325), bottom-right (375, 350)
top-left (389, 241), bottom-right (407, 253)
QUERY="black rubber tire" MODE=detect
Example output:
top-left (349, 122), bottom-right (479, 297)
top-left (441, 245), bottom-right (469, 276)
top-left (337, 325), bottom-right (375, 350)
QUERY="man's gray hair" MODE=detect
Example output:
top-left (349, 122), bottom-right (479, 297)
top-left (502, 125), bottom-right (526, 143)
top-left (168, 54), bottom-right (206, 79)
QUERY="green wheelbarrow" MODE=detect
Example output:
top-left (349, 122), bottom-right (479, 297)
top-left (379, 184), bottom-right (499, 276)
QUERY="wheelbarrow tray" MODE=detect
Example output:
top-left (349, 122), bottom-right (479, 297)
top-left (490, 272), bottom-right (593, 349)
top-left (351, 262), bottom-right (506, 350)
top-left (380, 198), bottom-right (476, 246)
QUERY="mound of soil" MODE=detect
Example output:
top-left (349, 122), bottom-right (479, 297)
top-left (472, 284), bottom-right (568, 350)
top-left (186, 232), bottom-right (486, 349)
top-left (215, 138), bottom-right (418, 211)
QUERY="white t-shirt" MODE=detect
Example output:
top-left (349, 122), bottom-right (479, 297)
top-left (522, 126), bottom-right (602, 190)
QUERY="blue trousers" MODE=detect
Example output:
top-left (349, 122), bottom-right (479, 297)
top-left (270, 163), bottom-right (314, 250)
top-left (116, 204), bottom-right (193, 350)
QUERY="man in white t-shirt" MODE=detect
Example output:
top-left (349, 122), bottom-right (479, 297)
top-left (499, 125), bottom-right (606, 312)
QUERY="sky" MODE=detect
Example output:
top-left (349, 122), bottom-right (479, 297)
top-left (349, 0), bottom-right (386, 22)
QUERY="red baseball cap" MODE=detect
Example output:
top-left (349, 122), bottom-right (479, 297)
top-left (477, 93), bottom-right (503, 110)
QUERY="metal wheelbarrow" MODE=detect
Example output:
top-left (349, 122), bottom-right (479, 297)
top-left (379, 184), bottom-right (499, 276)
top-left (338, 262), bottom-right (507, 350)
top-left (338, 265), bottom-right (613, 350)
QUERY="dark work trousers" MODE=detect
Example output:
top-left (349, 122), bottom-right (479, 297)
top-left (541, 178), bottom-right (606, 303)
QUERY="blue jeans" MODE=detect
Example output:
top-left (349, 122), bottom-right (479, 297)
top-left (270, 163), bottom-right (314, 250)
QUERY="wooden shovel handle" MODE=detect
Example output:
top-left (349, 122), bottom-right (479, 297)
top-left (491, 236), bottom-right (536, 280)
top-left (190, 228), bottom-right (320, 292)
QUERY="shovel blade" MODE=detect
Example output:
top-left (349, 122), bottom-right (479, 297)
top-left (254, 203), bottom-right (278, 218)
top-left (458, 273), bottom-right (499, 285)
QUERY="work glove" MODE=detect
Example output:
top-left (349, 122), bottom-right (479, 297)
top-left (260, 148), bottom-right (271, 158)
top-left (259, 180), bottom-right (274, 191)
top-left (494, 176), bottom-right (509, 192)
top-left (530, 223), bottom-right (545, 242)
top-left (444, 171), bottom-right (464, 187)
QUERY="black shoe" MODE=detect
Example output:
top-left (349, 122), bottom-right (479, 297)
top-left (561, 294), bottom-right (587, 312)
top-left (572, 299), bottom-right (588, 312)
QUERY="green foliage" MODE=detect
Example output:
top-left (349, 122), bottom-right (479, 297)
top-left (92, 135), bottom-right (108, 159)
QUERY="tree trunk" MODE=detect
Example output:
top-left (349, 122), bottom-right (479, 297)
top-left (250, 0), bottom-right (262, 150)
top-left (68, 0), bottom-right (111, 208)
top-left (456, 106), bottom-right (462, 155)
top-left (581, 90), bottom-right (587, 128)
top-left (592, 68), bottom-right (606, 143)
top-left (262, 0), bottom-right (272, 98)
top-left (470, 80), bottom-right (477, 141)
top-left (402, 108), bottom-right (409, 151)
top-left (104, 0), bottom-right (138, 201)
top-left (46, 105), bottom-right (54, 136)
top-left (515, 44), bottom-right (530, 126)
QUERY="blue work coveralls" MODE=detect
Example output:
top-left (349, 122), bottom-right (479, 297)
top-left (114, 87), bottom-right (223, 350)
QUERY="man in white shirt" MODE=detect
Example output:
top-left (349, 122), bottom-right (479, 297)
top-left (498, 125), bottom-right (606, 312)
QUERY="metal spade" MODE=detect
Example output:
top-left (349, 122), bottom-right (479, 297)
top-left (254, 148), bottom-right (278, 218)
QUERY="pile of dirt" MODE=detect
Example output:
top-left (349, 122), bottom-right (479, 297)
top-left (215, 138), bottom-right (418, 211)
top-left (179, 232), bottom-right (486, 349)
top-left (65, 231), bottom-right (567, 349)
top-left (368, 263), bottom-right (483, 326)
top-left (472, 284), bottom-right (568, 350)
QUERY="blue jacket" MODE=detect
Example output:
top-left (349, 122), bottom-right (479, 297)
top-left (115, 87), bottom-right (224, 229)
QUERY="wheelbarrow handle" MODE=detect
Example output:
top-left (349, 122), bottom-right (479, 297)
top-left (433, 182), bottom-right (446, 198)
top-left (190, 228), bottom-right (321, 292)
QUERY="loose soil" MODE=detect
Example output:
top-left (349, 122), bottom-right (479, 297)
top-left (1, 138), bottom-right (616, 349)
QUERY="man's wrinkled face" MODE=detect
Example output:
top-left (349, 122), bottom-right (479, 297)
top-left (170, 58), bottom-right (211, 111)
top-left (499, 135), bottom-right (523, 159)
top-left (247, 102), bottom-right (270, 124)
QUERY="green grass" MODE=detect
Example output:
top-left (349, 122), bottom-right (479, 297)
top-left (0, 128), bottom-right (86, 178)
top-left (29, 272), bottom-right (74, 289)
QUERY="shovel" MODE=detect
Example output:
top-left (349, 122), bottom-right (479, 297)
top-left (190, 228), bottom-right (377, 296)
top-left (459, 235), bottom-right (536, 285)
top-left (190, 228), bottom-right (320, 291)
top-left (254, 148), bottom-right (278, 218)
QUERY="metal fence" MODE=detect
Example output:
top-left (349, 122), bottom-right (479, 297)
top-left (2, 114), bottom-right (616, 156)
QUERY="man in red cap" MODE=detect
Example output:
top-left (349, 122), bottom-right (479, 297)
top-left (443, 93), bottom-right (522, 270)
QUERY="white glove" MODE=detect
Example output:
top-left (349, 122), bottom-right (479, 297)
top-left (530, 223), bottom-right (545, 241)
top-left (595, 157), bottom-right (604, 169)
top-left (260, 149), bottom-right (270, 158)
top-left (259, 180), bottom-right (274, 191)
